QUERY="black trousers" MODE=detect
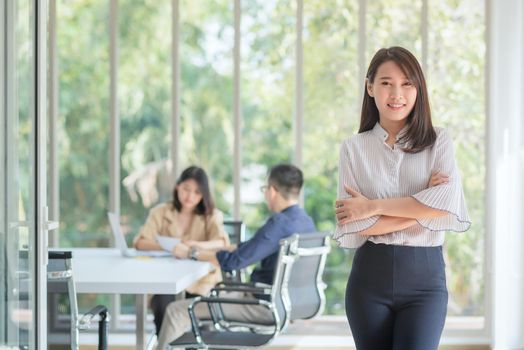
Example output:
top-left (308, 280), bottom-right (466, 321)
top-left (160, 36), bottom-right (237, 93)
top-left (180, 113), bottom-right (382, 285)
top-left (346, 241), bottom-right (448, 350)
top-left (150, 292), bottom-right (200, 335)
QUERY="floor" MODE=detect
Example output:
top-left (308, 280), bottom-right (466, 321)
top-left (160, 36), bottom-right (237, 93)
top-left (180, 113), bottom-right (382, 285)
top-left (79, 318), bottom-right (490, 349)
top-left (80, 345), bottom-right (489, 350)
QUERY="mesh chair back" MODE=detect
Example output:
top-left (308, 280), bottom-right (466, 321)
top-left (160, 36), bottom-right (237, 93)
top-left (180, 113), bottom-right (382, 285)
top-left (222, 220), bottom-right (245, 245)
top-left (270, 235), bottom-right (299, 332)
top-left (287, 232), bottom-right (330, 321)
top-left (47, 251), bottom-right (79, 350)
top-left (222, 220), bottom-right (245, 282)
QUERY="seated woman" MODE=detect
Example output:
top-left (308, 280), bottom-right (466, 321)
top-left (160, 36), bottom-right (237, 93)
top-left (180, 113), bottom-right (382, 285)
top-left (133, 166), bottom-right (229, 335)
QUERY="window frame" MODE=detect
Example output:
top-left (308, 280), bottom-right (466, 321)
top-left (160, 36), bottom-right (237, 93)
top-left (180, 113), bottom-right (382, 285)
top-left (48, 0), bottom-right (490, 340)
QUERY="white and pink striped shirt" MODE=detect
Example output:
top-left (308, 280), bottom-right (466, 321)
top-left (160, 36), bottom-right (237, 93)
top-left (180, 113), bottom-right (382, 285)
top-left (334, 122), bottom-right (471, 248)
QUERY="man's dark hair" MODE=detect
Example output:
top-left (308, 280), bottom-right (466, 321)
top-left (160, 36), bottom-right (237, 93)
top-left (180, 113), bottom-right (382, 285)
top-left (267, 164), bottom-right (303, 200)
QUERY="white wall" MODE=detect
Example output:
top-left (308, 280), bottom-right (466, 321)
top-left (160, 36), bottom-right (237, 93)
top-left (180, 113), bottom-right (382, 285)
top-left (488, 0), bottom-right (524, 349)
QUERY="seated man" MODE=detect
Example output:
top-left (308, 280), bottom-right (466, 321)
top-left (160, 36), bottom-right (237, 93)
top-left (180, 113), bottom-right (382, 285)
top-left (156, 164), bottom-right (316, 349)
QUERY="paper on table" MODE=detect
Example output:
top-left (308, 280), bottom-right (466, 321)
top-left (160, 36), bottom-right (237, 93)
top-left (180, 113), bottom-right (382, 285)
top-left (156, 235), bottom-right (180, 252)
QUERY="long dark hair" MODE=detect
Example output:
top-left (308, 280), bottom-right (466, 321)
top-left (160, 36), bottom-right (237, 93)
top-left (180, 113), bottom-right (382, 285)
top-left (172, 166), bottom-right (215, 216)
top-left (359, 46), bottom-right (436, 153)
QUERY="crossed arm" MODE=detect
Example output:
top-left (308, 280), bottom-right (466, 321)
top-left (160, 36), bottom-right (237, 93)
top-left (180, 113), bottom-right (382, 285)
top-left (335, 172), bottom-right (449, 236)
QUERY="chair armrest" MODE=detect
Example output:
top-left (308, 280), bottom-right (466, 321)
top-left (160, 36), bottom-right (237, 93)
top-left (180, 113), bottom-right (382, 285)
top-left (207, 286), bottom-right (271, 330)
top-left (186, 296), bottom-right (277, 344)
top-left (78, 305), bottom-right (110, 330)
top-left (211, 286), bottom-right (272, 295)
top-left (196, 297), bottom-right (268, 306)
top-left (209, 282), bottom-right (273, 327)
top-left (215, 281), bottom-right (248, 288)
top-left (215, 281), bottom-right (271, 289)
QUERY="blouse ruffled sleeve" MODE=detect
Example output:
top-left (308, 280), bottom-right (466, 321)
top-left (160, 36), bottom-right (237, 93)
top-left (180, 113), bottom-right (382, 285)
top-left (333, 140), bottom-right (379, 248)
top-left (411, 129), bottom-right (471, 232)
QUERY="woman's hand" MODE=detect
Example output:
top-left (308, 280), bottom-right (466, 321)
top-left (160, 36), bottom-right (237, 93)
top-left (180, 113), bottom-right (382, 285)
top-left (183, 239), bottom-right (228, 251)
top-left (225, 244), bottom-right (237, 252)
top-left (428, 171), bottom-right (449, 187)
top-left (335, 186), bottom-right (378, 225)
top-left (173, 242), bottom-right (190, 259)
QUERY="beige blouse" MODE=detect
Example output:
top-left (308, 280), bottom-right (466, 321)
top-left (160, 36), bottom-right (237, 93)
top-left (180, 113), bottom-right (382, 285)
top-left (133, 202), bottom-right (229, 296)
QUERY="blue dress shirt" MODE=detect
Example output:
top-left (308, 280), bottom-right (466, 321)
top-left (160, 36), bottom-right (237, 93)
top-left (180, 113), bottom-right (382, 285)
top-left (216, 204), bottom-right (316, 285)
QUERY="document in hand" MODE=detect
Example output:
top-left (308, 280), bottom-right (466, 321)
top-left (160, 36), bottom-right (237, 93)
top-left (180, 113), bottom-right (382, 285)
top-left (156, 235), bottom-right (180, 252)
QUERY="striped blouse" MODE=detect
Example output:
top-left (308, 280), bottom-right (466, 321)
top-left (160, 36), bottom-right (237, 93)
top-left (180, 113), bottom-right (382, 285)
top-left (334, 122), bottom-right (471, 248)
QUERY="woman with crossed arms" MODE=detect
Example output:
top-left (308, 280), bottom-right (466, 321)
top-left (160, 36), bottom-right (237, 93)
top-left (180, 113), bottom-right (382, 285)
top-left (334, 46), bottom-right (471, 350)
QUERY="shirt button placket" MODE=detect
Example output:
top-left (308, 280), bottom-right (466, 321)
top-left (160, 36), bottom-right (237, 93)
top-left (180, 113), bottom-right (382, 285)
top-left (393, 150), bottom-right (401, 192)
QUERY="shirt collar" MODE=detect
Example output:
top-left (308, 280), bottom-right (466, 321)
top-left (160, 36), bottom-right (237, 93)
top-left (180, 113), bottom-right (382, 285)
top-left (280, 204), bottom-right (300, 214)
top-left (372, 122), bottom-right (389, 141)
top-left (372, 122), bottom-right (409, 143)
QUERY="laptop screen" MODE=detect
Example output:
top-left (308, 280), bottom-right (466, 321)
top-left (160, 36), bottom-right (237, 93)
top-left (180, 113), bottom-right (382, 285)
top-left (107, 212), bottom-right (130, 253)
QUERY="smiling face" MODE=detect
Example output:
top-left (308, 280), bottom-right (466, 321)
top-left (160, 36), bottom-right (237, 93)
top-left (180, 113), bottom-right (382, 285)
top-left (366, 60), bottom-right (417, 127)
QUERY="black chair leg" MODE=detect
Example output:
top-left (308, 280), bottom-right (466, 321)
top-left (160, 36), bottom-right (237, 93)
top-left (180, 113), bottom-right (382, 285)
top-left (98, 311), bottom-right (108, 350)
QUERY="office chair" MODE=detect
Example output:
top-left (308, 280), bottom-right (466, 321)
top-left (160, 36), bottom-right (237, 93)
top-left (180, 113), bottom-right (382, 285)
top-left (47, 251), bottom-right (109, 350)
top-left (287, 232), bottom-right (330, 321)
top-left (168, 232), bottom-right (331, 349)
top-left (222, 220), bottom-right (245, 283)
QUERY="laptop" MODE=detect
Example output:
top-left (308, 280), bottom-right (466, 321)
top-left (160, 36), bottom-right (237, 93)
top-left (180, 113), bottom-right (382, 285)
top-left (107, 212), bottom-right (171, 258)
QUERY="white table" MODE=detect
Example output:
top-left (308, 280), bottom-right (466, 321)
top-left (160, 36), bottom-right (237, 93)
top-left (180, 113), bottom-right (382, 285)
top-left (69, 248), bottom-right (213, 350)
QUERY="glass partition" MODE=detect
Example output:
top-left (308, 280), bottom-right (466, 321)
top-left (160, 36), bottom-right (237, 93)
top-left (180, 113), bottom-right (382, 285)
top-left (1, 0), bottom-right (38, 348)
